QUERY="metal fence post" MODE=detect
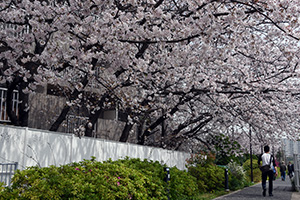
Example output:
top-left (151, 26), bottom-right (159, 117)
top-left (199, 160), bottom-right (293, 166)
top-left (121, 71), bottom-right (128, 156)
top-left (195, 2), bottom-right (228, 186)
top-left (164, 167), bottom-right (170, 200)
top-left (225, 168), bottom-right (229, 191)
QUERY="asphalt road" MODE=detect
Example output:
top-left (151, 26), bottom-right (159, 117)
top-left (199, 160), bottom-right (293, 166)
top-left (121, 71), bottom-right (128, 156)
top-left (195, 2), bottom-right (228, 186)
top-left (214, 178), bottom-right (300, 200)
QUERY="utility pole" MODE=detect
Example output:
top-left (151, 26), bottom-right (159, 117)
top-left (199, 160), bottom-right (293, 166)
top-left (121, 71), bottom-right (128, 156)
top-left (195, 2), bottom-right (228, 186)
top-left (250, 125), bottom-right (253, 183)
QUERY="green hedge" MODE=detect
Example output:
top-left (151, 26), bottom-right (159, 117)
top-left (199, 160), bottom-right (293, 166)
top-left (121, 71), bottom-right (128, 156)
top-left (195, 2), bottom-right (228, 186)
top-left (243, 158), bottom-right (261, 183)
top-left (0, 157), bottom-right (259, 199)
top-left (0, 157), bottom-right (199, 200)
top-left (0, 158), bottom-right (167, 199)
top-left (169, 167), bottom-right (198, 199)
top-left (227, 161), bottom-right (250, 190)
top-left (106, 157), bottom-right (199, 200)
top-left (188, 164), bottom-right (225, 193)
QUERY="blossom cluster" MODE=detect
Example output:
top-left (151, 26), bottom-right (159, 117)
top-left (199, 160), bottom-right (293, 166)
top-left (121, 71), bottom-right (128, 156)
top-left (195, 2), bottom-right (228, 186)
top-left (1, 0), bottom-right (300, 152)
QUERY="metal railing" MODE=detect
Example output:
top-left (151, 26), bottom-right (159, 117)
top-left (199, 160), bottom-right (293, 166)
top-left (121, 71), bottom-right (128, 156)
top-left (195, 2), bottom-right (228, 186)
top-left (0, 162), bottom-right (18, 187)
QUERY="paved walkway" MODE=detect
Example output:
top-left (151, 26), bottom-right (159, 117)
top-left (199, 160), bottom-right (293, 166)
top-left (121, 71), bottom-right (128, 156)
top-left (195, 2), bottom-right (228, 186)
top-left (214, 178), bottom-right (300, 200)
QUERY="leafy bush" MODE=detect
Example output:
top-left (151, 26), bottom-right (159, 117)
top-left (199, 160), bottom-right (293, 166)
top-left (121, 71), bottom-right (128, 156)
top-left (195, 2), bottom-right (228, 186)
top-left (243, 158), bottom-right (261, 183)
top-left (104, 157), bottom-right (166, 188)
top-left (274, 166), bottom-right (279, 180)
top-left (0, 158), bottom-right (168, 199)
top-left (106, 157), bottom-right (199, 200)
top-left (188, 164), bottom-right (225, 193)
top-left (0, 157), bottom-right (201, 200)
top-left (206, 134), bottom-right (243, 165)
top-left (186, 151), bottom-right (216, 167)
top-left (0, 182), bottom-right (4, 192)
top-left (0, 156), bottom-right (259, 199)
top-left (227, 161), bottom-right (247, 190)
top-left (105, 157), bottom-right (167, 197)
top-left (168, 167), bottom-right (199, 200)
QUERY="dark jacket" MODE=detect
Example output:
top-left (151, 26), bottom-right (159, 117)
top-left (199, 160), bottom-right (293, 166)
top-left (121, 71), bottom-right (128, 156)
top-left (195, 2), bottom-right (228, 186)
top-left (280, 164), bottom-right (286, 173)
top-left (288, 164), bottom-right (294, 173)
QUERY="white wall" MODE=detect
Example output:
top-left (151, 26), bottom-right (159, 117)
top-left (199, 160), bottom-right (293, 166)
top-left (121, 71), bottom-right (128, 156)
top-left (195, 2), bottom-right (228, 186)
top-left (0, 125), bottom-right (190, 170)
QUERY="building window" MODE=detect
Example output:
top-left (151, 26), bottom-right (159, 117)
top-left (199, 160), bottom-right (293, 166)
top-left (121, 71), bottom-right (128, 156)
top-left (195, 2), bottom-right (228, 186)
top-left (0, 88), bottom-right (19, 122)
top-left (0, 22), bottom-right (30, 37)
top-left (65, 115), bottom-right (97, 137)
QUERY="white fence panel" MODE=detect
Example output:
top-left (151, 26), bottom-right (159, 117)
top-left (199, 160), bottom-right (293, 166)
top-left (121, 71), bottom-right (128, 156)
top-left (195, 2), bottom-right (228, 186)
top-left (0, 126), bottom-right (26, 165)
top-left (103, 140), bottom-right (119, 161)
top-left (25, 129), bottom-right (72, 168)
top-left (149, 147), bottom-right (161, 162)
top-left (91, 139), bottom-right (105, 162)
top-left (0, 125), bottom-right (190, 170)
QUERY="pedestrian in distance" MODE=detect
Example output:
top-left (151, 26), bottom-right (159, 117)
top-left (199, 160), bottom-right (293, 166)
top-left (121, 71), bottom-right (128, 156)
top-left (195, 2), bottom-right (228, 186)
top-left (288, 161), bottom-right (294, 179)
top-left (280, 161), bottom-right (286, 181)
top-left (258, 145), bottom-right (277, 197)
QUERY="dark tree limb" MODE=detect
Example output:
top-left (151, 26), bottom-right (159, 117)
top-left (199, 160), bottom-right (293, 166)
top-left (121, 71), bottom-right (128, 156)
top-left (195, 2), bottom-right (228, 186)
top-left (49, 75), bottom-right (89, 131)
top-left (49, 105), bottom-right (71, 131)
top-left (119, 122), bottom-right (133, 142)
top-left (84, 93), bottom-right (108, 137)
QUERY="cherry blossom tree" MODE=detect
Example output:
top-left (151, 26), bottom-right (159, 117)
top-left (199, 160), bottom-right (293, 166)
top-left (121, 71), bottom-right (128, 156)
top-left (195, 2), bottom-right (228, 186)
top-left (1, 0), bottom-right (300, 153)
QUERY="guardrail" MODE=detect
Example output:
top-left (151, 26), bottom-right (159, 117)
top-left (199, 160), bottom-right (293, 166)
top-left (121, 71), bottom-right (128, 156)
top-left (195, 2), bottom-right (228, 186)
top-left (0, 162), bottom-right (18, 187)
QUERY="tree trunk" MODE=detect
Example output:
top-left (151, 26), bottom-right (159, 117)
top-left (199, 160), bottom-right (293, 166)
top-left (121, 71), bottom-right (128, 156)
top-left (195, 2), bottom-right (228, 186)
top-left (18, 82), bottom-right (29, 127)
top-left (84, 93), bottom-right (108, 137)
top-left (137, 118), bottom-right (145, 145)
top-left (119, 122), bottom-right (133, 142)
top-left (49, 75), bottom-right (88, 132)
top-left (49, 105), bottom-right (70, 131)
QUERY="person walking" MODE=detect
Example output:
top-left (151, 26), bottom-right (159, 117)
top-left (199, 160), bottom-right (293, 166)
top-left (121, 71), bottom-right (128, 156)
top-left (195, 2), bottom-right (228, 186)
top-left (280, 161), bottom-right (286, 181)
top-left (288, 161), bottom-right (294, 179)
top-left (258, 145), bottom-right (277, 197)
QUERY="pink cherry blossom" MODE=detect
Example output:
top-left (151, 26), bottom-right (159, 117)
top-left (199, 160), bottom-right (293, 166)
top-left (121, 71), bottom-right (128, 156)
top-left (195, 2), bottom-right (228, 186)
top-left (0, 0), bottom-right (299, 154)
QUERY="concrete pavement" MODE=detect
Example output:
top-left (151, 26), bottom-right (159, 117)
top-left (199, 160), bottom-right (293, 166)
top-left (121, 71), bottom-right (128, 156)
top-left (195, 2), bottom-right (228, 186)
top-left (214, 178), bottom-right (299, 200)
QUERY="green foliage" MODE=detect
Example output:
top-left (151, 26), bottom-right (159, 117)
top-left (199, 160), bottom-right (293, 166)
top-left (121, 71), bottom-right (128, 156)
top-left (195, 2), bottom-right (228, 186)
top-left (107, 157), bottom-right (199, 200)
top-left (243, 154), bottom-right (258, 162)
top-left (0, 182), bottom-right (4, 193)
top-left (0, 157), bottom-right (201, 200)
top-left (207, 134), bottom-right (243, 165)
top-left (106, 157), bottom-right (166, 190)
top-left (243, 158), bottom-right (261, 183)
top-left (186, 151), bottom-right (216, 168)
top-left (0, 156), bottom-right (265, 199)
top-left (188, 164), bottom-right (225, 193)
top-left (168, 167), bottom-right (199, 200)
top-left (227, 161), bottom-right (247, 190)
top-left (0, 158), bottom-right (168, 200)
